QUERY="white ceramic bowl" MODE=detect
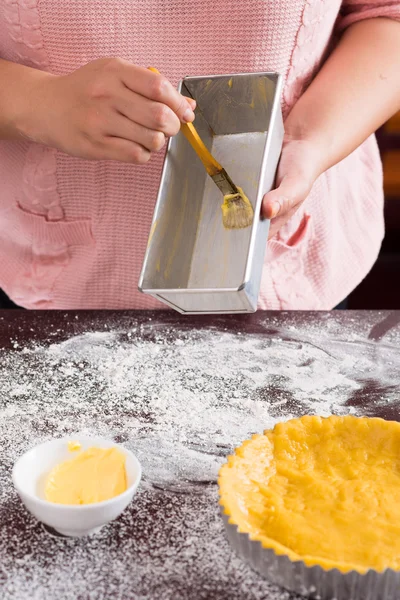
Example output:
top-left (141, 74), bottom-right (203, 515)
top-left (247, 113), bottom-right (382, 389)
top-left (12, 436), bottom-right (142, 537)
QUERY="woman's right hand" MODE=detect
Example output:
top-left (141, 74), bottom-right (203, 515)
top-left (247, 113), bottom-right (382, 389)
top-left (17, 58), bottom-right (196, 164)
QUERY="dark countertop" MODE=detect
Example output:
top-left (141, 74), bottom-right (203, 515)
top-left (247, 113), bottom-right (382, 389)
top-left (1, 310), bottom-right (400, 600)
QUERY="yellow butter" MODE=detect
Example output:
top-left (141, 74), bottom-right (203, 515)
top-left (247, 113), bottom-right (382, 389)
top-left (219, 415), bottom-right (400, 574)
top-left (45, 446), bottom-right (127, 505)
top-left (67, 440), bottom-right (81, 452)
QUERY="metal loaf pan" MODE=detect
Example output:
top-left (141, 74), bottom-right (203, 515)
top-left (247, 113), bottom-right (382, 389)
top-left (138, 72), bottom-right (284, 314)
top-left (221, 514), bottom-right (400, 600)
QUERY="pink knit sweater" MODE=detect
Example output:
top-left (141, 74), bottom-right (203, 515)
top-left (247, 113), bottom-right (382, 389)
top-left (0, 1), bottom-right (399, 310)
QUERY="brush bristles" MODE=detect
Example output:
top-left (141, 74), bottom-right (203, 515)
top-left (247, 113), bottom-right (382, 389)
top-left (221, 188), bottom-right (254, 230)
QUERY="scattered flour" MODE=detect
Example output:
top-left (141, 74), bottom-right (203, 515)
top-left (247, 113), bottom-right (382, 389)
top-left (1, 313), bottom-right (400, 599)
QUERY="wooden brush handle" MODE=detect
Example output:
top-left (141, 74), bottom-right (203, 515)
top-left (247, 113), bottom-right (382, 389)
top-left (148, 67), bottom-right (222, 178)
top-left (180, 123), bottom-right (222, 177)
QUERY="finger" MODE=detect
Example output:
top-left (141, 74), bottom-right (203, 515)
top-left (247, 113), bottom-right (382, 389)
top-left (184, 96), bottom-right (196, 111)
top-left (267, 205), bottom-right (300, 240)
top-left (107, 115), bottom-right (166, 152)
top-left (119, 63), bottom-right (195, 123)
top-left (116, 90), bottom-right (181, 137)
top-left (100, 137), bottom-right (151, 164)
top-left (262, 174), bottom-right (310, 219)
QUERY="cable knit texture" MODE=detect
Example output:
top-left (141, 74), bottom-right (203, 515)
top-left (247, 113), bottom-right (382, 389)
top-left (0, 0), bottom-right (398, 309)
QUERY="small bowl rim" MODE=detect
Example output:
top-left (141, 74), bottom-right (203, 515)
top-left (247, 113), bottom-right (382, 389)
top-left (12, 435), bottom-right (142, 511)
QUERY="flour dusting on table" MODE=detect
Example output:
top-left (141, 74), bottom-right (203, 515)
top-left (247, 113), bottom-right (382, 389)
top-left (1, 312), bottom-right (400, 600)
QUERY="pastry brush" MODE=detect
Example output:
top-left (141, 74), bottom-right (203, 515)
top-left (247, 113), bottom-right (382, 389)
top-left (148, 67), bottom-right (254, 230)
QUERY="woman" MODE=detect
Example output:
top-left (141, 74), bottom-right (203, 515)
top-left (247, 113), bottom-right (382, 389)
top-left (0, 1), bottom-right (399, 309)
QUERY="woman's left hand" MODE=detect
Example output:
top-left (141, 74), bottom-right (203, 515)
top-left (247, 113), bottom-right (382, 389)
top-left (262, 15), bottom-right (400, 241)
top-left (261, 135), bottom-right (322, 240)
